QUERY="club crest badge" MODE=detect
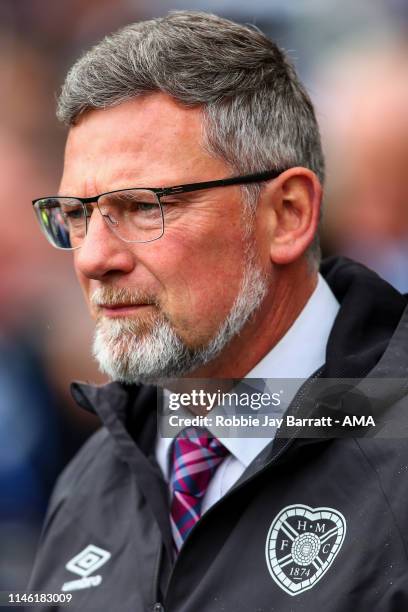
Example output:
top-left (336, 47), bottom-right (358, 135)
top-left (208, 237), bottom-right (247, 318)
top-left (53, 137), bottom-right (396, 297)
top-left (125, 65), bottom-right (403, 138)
top-left (265, 504), bottom-right (346, 596)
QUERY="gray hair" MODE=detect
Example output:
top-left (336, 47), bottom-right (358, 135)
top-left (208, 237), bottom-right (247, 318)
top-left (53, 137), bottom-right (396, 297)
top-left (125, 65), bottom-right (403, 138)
top-left (57, 10), bottom-right (324, 262)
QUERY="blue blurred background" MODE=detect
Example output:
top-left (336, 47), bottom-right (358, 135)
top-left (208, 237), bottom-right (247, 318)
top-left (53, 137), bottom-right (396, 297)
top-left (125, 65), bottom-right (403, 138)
top-left (0, 0), bottom-right (407, 597)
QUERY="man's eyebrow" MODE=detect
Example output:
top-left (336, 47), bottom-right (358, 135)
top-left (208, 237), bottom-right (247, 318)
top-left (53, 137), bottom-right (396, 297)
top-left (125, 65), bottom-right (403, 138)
top-left (57, 188), bottom-right (89, 198)
top-left (160, 187), bottom-right (215, 199)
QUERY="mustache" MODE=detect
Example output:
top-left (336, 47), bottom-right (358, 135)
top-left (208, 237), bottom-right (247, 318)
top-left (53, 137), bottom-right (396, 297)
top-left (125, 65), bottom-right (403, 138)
top-left (91, 286), bottom-right (160, 308)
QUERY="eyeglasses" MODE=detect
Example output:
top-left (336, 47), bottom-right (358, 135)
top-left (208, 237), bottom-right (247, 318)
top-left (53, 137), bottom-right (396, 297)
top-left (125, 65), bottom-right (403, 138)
top-left (32, 170), bottom-right (283, 250)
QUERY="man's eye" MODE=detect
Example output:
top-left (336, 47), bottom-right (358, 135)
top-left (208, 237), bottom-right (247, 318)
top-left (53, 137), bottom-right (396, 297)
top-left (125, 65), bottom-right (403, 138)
top-left (63, 208), bottom-right (83, 220)
top-left (135, 202), bottom-right (157, 212)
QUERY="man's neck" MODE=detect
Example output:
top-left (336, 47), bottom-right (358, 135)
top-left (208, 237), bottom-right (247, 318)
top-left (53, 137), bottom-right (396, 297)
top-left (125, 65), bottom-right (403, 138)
top-left (188, 263), bottom-right (318, 379)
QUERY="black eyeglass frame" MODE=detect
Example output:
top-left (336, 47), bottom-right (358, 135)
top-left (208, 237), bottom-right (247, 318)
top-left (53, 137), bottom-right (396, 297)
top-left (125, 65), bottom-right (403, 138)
top-left (32, 169), bottom-right (284, 248)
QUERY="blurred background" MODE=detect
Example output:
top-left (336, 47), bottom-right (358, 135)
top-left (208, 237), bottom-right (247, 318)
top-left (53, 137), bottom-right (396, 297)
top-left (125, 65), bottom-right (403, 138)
top-left (1, 0), bottom-right (407, 598)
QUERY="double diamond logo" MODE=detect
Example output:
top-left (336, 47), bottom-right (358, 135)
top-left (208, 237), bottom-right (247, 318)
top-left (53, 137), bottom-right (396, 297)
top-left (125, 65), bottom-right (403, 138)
top-left (62, 545), bottom-right (111, 591)
top-left (265, 504), bottom-right (346, 596)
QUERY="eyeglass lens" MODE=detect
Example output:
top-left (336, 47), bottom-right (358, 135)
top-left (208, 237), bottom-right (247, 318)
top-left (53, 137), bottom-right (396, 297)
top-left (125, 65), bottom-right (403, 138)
top-left (33, 189), bottom-right (164, 249)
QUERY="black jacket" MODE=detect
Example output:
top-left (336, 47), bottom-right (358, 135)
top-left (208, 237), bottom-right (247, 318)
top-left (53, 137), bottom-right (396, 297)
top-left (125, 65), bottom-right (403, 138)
top-left (29, 258), bottom-right (408, 611)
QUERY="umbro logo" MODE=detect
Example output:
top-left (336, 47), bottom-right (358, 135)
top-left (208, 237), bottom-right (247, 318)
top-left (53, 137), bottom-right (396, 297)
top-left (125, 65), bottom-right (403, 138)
top-left (61, 545), bottom-right (111, 592)
top-left (265, 504), bottom-right (346, 596)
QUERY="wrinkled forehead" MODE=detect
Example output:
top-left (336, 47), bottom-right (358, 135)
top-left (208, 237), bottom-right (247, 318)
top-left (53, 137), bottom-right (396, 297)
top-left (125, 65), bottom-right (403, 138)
top-left (61, 93), bottom-right (227, 196)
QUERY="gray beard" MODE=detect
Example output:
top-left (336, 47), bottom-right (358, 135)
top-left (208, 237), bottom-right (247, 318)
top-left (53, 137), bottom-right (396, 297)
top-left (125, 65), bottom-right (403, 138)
top-left (92, 252), bottom-right (268, 384)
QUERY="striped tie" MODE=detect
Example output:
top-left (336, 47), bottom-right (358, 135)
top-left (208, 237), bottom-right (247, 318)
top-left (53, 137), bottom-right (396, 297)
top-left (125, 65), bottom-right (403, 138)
top-left (170, 427), bottom-right (229, 552)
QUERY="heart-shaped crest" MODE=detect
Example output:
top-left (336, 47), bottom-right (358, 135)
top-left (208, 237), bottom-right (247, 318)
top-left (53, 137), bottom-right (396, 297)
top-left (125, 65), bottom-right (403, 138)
top-left (265, 504), bottom-right (346, 596)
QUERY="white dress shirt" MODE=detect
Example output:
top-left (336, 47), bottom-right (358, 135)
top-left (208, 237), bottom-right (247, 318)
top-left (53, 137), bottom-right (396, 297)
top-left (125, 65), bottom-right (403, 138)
top-left (155, 274), bottom-right (340, 513)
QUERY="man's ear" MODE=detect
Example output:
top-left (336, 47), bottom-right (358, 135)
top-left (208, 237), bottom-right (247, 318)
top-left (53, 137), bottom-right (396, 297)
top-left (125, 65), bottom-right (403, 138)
top-left (261, 167), bottom-right (322, 265)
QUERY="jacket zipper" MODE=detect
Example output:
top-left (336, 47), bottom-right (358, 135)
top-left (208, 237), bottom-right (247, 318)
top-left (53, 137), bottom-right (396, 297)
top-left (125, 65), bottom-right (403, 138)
top-left (151, 541), bottom-right (165, 611)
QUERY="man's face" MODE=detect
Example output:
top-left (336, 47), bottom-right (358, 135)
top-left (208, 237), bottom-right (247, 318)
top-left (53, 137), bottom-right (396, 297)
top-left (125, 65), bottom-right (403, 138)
top-left (60, 94), bottom-right (271, 382)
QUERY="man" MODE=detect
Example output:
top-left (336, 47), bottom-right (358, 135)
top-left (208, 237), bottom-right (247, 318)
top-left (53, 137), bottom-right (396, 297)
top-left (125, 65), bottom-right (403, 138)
top-left (28, 11), bottom-right (408, 611)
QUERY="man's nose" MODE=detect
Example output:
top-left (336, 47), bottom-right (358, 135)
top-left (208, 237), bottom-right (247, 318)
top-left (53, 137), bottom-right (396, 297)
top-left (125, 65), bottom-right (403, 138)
top-left (74, 206), bottom-right (135, 280)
